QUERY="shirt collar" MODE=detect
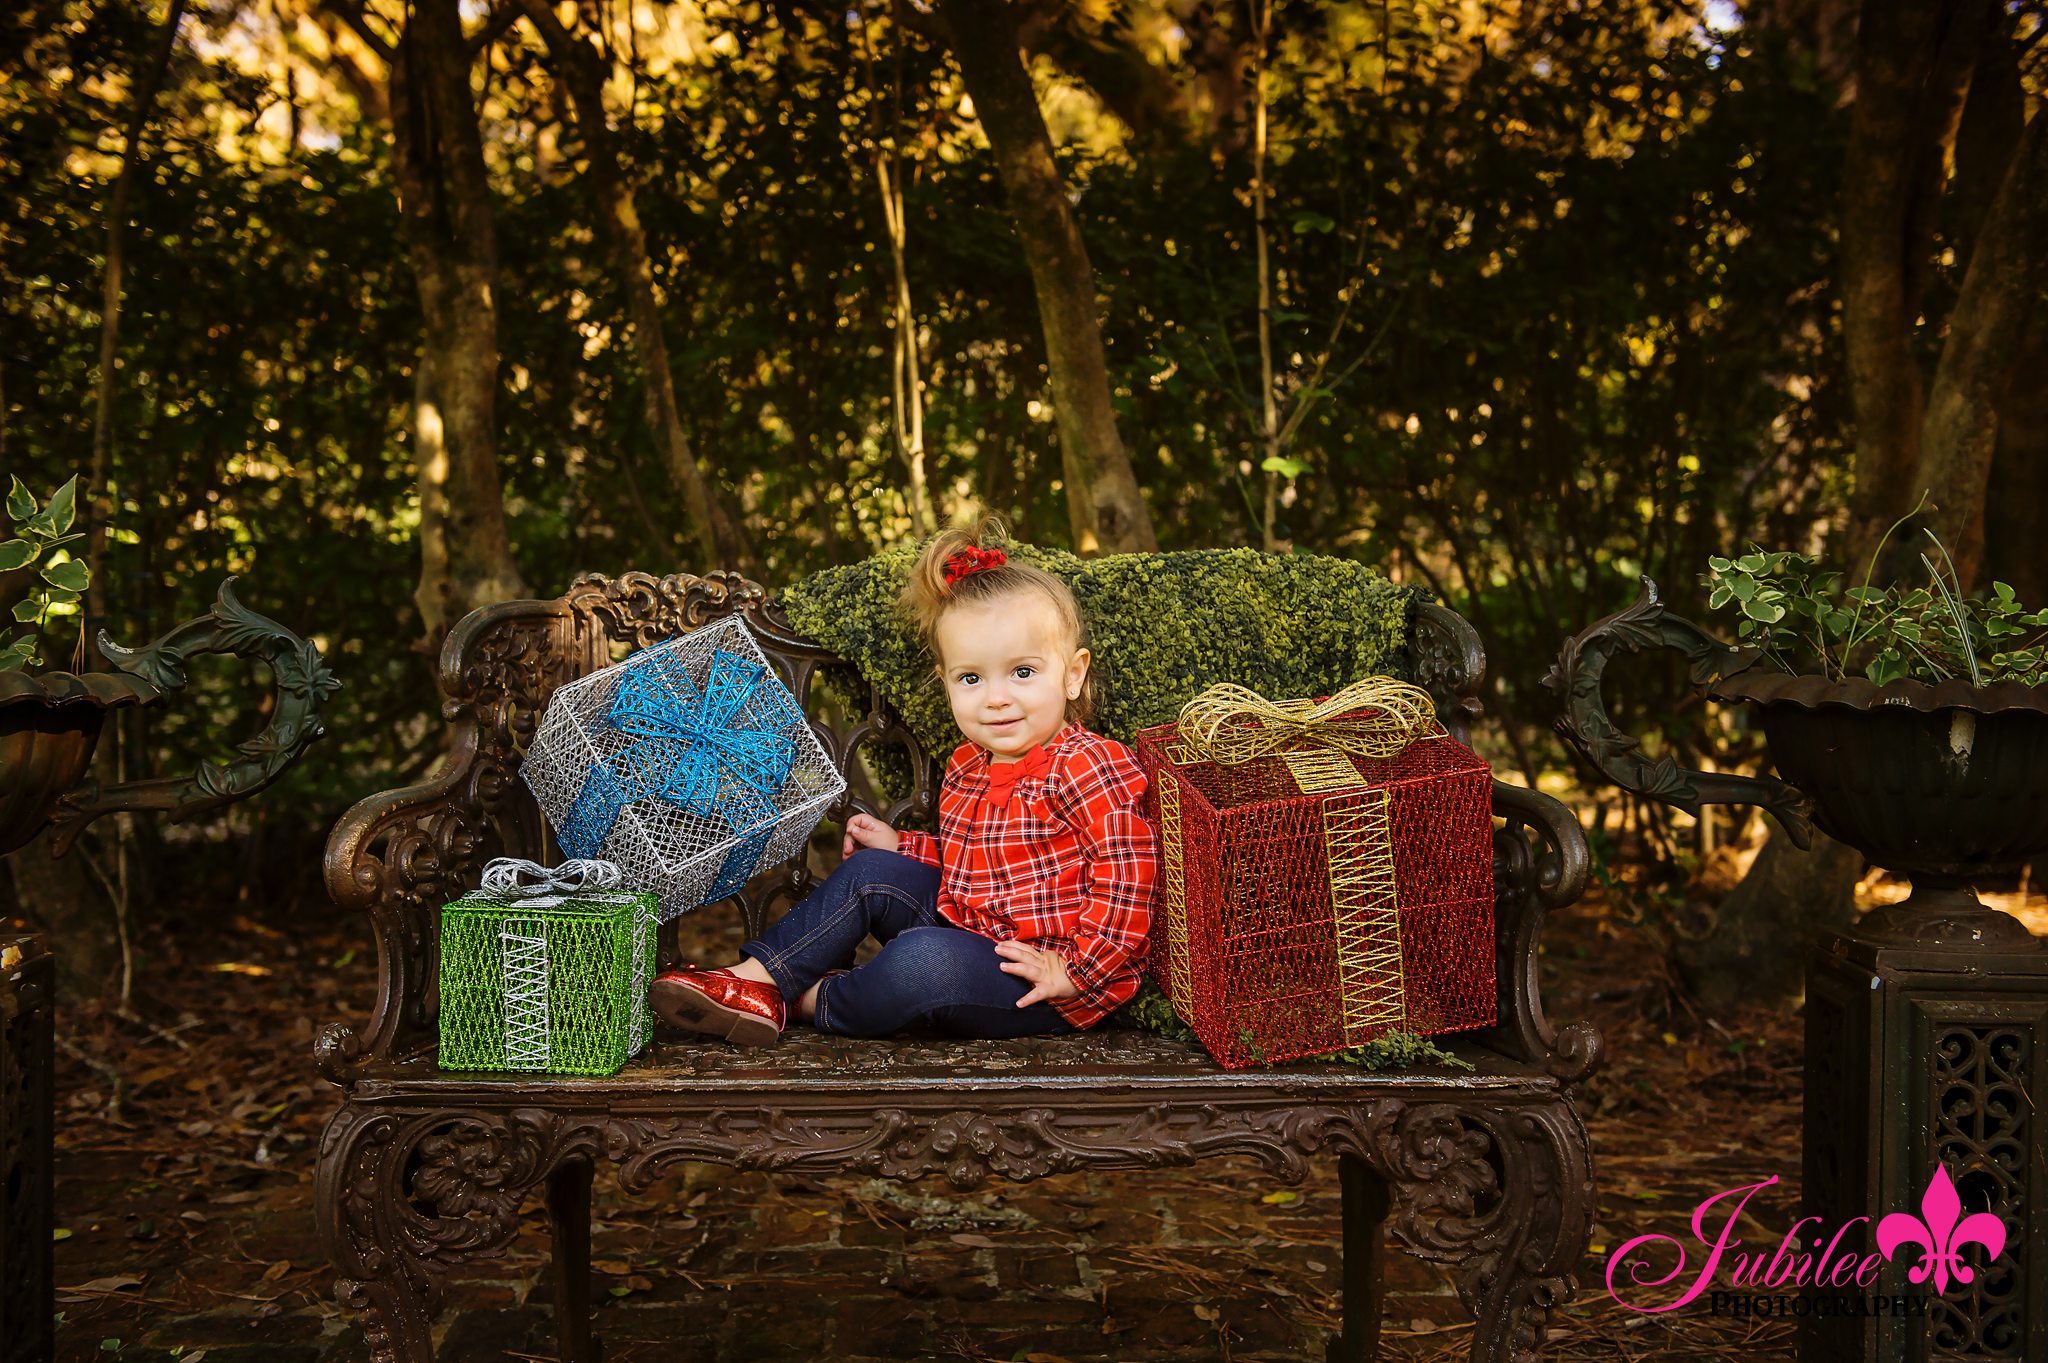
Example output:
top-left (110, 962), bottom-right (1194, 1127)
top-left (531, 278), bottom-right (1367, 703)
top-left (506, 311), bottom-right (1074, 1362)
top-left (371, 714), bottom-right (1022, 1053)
top-left (970, 723), bottom-right (1079, 775)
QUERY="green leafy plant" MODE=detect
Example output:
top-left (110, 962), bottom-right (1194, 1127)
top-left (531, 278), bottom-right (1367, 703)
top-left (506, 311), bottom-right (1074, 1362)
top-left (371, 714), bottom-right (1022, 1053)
top-left (1112, 980), bottom-right (1471, 1071)
top-left (0, 476), bottom-right (89, 672)
top-left (1704, 531), bottom-right (2048, 688)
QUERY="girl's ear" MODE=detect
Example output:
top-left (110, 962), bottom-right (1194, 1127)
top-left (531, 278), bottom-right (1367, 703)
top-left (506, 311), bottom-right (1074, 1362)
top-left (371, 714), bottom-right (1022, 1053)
top-left (1066, 646), bottom-right (1091, 699)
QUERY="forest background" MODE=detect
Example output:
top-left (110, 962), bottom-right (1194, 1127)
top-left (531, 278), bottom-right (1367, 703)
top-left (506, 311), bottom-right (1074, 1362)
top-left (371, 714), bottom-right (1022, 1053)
top-left (4, 0), bottom-right (2046, 1005)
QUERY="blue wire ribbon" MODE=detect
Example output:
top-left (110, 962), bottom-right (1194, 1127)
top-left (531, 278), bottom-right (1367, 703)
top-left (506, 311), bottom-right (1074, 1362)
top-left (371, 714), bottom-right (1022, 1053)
top-left (556, 646), bottom-right (802, 904)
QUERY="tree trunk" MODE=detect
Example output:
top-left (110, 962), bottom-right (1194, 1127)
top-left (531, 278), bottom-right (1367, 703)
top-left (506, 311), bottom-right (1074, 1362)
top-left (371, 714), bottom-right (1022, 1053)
top-left (1837, 0), bottom-right (1991, 574)
top-left (85, 0), bottom-right (186, 667)
top-left (389, 0), bottom-right (527, 628)
top-left (1982, 317), bottom-right (2048, 604)
top-left (877, 151), bottom-right (937, 538)
top-left (5, 839), bottom-right (119, 1002)
top-left (1675, 832), bottom-right (1865, 1010)
top-left (411, 362), bottom-right (453, 639)
top-left (514, 0), bottom-right (743, 572)
top-left (1911, 106), bottom-right (2048, 589)
top-left (939, 0), bottom-right (1155, 555)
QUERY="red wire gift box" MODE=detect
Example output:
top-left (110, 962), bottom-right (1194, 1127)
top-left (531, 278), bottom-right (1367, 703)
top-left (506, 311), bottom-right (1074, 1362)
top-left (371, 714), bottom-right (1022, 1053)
top-left (1134, 680), bottom-right (1496, 1068)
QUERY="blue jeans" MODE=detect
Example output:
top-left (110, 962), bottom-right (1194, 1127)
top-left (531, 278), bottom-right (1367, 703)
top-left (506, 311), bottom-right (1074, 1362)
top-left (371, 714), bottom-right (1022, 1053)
top-left (740, 849), bottom-right (1077, 1039)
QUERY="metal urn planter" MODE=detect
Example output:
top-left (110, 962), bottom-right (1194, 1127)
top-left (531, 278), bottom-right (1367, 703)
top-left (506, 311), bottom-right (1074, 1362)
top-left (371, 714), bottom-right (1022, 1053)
top-left (0, 578), bottom-right (339, 858)
top-left (1551, 577), bottom-right (2047, 1363)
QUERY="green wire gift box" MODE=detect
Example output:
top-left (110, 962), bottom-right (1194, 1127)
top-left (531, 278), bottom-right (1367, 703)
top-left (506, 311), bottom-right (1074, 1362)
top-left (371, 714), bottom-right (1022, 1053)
top-left (438, 858), bottom-right (659, 1075)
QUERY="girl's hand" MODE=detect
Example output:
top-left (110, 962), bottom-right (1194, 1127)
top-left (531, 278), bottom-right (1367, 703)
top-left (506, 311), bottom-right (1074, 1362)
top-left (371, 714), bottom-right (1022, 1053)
top-left (994, 940), bottom-right (1079, 1009)
top-left (842, 813), bottom-right (900, 857)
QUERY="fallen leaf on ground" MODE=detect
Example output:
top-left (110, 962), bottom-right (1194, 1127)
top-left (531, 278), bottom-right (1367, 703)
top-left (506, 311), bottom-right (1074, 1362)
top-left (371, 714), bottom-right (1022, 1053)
top-left (592, 1259), bottom-right (633, 1274)
top-left (259, 1261), bottom-right (291, 1285)
top-left (57, 1277), bottom-right (143, 1296)
top-left (950, 1233), bottom-right (998, 1248)
top-left (1260, 1191), bottom-right (1297, 1205)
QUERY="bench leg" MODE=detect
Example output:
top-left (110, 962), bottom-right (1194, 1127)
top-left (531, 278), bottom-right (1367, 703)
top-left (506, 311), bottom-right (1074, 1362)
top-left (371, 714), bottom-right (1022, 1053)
top-left (547, 1159), bottom-right (604, 1363)
top-left (1329, 1153), bottom-right (1390, 1363)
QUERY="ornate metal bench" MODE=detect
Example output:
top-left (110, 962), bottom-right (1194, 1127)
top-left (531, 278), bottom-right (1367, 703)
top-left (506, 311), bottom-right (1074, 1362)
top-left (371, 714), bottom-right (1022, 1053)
top-left (315, 570), bottom-right (1602, 1363)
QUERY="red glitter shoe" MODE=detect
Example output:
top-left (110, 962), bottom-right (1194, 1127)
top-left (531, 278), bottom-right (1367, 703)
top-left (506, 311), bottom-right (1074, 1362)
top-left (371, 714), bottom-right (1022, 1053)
top-left (650, 968), bottom-right (786, 1047)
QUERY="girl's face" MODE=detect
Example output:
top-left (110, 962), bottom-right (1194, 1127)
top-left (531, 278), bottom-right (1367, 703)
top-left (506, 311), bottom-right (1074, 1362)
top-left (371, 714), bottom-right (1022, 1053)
top-left (934, 596), bottom-right (1089, 762)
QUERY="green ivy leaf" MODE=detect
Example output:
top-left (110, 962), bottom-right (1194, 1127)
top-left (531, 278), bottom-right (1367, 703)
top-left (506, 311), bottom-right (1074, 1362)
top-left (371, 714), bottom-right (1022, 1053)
top-left (4, 478), bottom-right (35, 523)
top-left (11, 598), bottom-right (43, 623)
top-left (1741, 598), bottom-right (1785, 624)
top-left (1260, 455), bottom-right (1311, 480)
top-left (41, 559), bottom-right (89, 591)
top-left (1736, 553), bottom-right (1766, 573)
top-left (0, 539), bottom-right (33, 572)
top-left (1729, 575), bottom-right (1756, 602)
top-left (1707, 584), bottom-right (1732, 609)
top-left (25, 475), bottom-right (78, 537)
top-left (1291, 211), bottom-right (1336, 234)
top-left (1707, 556), bottom-right (1733, 573)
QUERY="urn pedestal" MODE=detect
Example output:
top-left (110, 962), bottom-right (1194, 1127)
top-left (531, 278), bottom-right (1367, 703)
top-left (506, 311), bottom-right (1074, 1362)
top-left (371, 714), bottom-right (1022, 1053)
top-left (0, 935), bottom-right (53, 1363)
top-left (1801, 930), bottom-right (2048, 1362)
top-left (1549, 577), bottom-right (2048, 1363)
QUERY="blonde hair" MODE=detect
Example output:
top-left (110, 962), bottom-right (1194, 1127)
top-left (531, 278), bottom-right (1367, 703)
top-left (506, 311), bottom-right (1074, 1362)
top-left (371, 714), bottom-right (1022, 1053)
top-left (900, 515), bottom-right (1094, 725)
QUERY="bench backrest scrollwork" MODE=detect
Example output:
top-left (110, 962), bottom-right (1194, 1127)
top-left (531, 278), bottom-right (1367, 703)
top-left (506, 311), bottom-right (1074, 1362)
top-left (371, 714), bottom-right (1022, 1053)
top-left (320, 571), bottom-right (1596, 1086)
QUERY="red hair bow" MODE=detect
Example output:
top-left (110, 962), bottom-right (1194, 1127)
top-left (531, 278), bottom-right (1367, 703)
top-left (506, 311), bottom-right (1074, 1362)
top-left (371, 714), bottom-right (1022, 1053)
top-left (943, 546), bottom-right (1007, 587)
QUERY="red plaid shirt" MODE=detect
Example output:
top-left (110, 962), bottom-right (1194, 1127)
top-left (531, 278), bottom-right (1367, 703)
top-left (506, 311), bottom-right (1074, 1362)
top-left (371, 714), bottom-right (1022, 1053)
top-left (894, 724), bottom-right (1159, 1028)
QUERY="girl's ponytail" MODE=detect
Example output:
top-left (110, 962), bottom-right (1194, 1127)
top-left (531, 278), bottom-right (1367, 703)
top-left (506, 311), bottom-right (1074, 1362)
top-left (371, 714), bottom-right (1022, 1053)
top-left (898, 515), bottom-right (1094, 724)
top-left (902, 522), bottom-right (984, 644)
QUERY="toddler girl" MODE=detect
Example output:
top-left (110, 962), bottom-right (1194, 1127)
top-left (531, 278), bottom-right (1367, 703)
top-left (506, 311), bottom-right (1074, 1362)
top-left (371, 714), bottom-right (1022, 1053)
top-left (650, 523), bottom-right (1159, 1045)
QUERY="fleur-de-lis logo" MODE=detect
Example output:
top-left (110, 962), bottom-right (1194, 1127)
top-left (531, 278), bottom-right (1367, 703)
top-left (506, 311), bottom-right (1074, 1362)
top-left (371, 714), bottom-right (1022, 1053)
top-left (1874, 1164), bottom-right (2006, 1296)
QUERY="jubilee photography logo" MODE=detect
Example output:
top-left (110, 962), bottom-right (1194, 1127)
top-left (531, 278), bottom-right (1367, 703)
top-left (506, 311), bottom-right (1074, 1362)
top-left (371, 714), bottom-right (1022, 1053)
top-left (1604, 1166), bottom-right (2005, 1320)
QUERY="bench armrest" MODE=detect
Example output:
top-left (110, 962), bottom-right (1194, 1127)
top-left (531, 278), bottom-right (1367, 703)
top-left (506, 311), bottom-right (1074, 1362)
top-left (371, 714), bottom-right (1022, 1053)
top-left (320, 597), bottom-right (581, 1078)
top-left (1479, 780), bottom-right (1603, 1083)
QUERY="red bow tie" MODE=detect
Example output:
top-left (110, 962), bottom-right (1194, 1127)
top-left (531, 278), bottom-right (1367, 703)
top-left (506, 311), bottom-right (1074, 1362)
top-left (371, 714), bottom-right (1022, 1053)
top-left (983, 744), bottom-right (1054, 808)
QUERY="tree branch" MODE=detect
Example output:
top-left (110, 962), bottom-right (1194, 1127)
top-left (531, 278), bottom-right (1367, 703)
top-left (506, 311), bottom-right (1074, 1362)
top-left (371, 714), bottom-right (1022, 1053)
top-left (467, 3), bottom-right (523, 59)
top-left (321, 0), bottom-right (396, 64)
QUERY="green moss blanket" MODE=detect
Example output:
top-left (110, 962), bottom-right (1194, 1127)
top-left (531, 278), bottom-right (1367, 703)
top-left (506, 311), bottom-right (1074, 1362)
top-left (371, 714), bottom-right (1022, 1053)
top-left (778, 541), bottom-right (1423, 759)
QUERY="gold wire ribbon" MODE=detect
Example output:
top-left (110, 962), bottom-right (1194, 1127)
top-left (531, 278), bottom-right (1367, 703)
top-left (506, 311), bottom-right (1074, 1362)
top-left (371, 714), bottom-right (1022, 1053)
top-left (1174, 677), bottom-right (1443, 767)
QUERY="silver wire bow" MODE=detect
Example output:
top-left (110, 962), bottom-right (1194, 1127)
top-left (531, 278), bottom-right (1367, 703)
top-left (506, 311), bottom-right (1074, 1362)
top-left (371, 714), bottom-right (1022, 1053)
top-left (478, 857), bottom-right (624, 898)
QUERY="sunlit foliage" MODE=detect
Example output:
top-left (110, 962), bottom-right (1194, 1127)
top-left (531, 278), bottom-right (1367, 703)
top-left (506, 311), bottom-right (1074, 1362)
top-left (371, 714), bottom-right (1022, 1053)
top-left (2, 0), bottom-right (1854, 868)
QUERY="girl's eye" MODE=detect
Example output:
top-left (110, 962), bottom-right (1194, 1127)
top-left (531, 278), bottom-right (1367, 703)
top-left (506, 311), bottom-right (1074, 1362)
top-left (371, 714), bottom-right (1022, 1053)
top-left (1013, 666), bottom-right (1036, 679)
top-left (956, 672), bottom-right (979, 686)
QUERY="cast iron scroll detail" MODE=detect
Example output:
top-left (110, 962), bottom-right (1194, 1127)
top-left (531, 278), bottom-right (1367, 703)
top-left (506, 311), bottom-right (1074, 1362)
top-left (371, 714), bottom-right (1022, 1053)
top-left (1927, 1024), bottom-right (2031, 1359)
top-left (1543, 576), bottom-right (1813, 844)
top-left (1485, 781), bottom-right (1601, 1085)
top-left (48, 577), bottom-right (341, 854)
top-left (1413, 601), bottom-right (1488, 747)
top-left (319, 1092), bottom-right (1592, 1363)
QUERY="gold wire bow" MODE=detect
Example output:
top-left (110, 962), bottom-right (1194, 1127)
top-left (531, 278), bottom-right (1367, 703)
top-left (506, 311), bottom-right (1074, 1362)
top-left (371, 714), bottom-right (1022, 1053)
top-left (1174, 677), bottom-right (1444, 766)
